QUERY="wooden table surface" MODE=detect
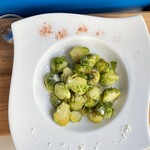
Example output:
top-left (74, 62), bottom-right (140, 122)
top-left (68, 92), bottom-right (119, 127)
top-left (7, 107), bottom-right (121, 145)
top-left (0, 12), bottom-right (150, 136)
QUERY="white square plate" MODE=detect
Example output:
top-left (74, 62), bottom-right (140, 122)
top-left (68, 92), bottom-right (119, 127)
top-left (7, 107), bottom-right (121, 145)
top-left (9, 13), bottom-right (150, 150)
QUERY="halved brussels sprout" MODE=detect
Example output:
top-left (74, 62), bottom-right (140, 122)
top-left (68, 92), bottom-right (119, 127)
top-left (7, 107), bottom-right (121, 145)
top-left (61, 67), bottom-right (73, 82)
top-left (53, 102), bottom-right (70, 126)
top-left (100, 61), bottom-right (119, 86)
top-left (69, 94), bottom-right (87, 111)
top-left (74, 64), bottom-right (91, 74)
top-left (70, 111), bottom-right (83, 123)
top-left (85, 98), bottom-right (99, 108)
top-left (51, 93), bottom-right (61, 107)
top-left (88, 70), bottom-right (100, 85)
top-left (70, 46), bottom-right (90, 63)
top-left (87, 111), bottom-right (103, 123)
top-left (66, 75), bottom-right (88, 95)
top-left (51, 56), bottom-right (68, 73)
top-left (44, 72), bottom-right (60, 93)
top-left (94, 58), bottom-right (109, 73)
top-left (80, 54), bottom-right (100, 67)
top-left (86, 86), bottom-right (101, 100)
top-left (54, 83), bottom-right (71, 100)
top-left (98, 106), bottom-right (114, 118)
top-left (102, 87), bottom-right (121, 102)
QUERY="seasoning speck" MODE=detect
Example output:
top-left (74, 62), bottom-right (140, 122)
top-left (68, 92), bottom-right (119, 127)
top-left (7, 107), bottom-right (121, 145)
top-left (94, 146), bottom-right (99, 150)
top-left (55, 29), bottom-right (67, 40)
top-left (39, 24), bottom-right (53, 37)
top-left (76, 25), bottom-right (88, 34)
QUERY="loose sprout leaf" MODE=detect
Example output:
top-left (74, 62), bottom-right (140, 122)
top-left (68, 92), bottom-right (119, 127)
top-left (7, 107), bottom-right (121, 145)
top-left (110, 61), bottom-right (117, 70)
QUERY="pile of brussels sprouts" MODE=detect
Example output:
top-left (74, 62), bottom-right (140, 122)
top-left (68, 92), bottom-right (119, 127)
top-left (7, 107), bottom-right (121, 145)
top-left (44, 46), bottom-right (121, 126)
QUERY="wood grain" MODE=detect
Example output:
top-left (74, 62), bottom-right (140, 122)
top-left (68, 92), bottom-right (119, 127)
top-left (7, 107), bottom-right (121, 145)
top-left (0, 12), bottom-right (150, 135)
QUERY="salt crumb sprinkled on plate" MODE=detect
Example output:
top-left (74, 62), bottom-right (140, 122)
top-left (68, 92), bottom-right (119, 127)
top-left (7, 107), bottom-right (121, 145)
top-left (60, 142), bottom-right (66, 148)
top-left (118, 124), bottom-right (132, 144)
top-left (94, 146), bottom-right (99, 150)
top-left (48, 142), bottom-right (52, 147)
top-left (31, 128), bottom-right (35, 135)
top-left (79, 144), bottom-right (85, 150)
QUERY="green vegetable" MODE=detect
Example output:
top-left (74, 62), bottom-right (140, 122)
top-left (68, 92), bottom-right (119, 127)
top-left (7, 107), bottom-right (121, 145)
top-left (94, 58), bottom-right (109, 73)
top-left (99, 106), bottom-right (114, 118)
top-left (44, 72), bottom-right (60, 92)
top-left (80, 54), bottom-right (100, 67)
top-left (102, 87), bottom-right (121, 102)
top-left (54, 102), bottom-right (70, 126)
top-left (54, 83), bottom-right (71, 100)
top-left (69, 94), bottom-right (87, 111)
top-left (100, 61), bottom-right (119, 86)
top-left (74, 64), bottom-right (91, 74)
top-left (85, 98), bottom-right (99, 108)
top-left (70, 111), bottom-right (83, 123)
top-left (87, 111), bottom-right (103, 123)
top-left (44, 46), bottom-right (121, 126)
top-left (86, 86), bottom-right (101, 100)
top-left (70, 46), bottom-right (90, 63)
top-left (61, 67), bottom-right (73, 82)
top-left (51, 56), bottom-right (68, 73)
top-left (66, 75), bottom-right (88, 95)
top-left (51, 93), bottom-right (61, 107)
top-left (88, 70), bottom-right (100, 85)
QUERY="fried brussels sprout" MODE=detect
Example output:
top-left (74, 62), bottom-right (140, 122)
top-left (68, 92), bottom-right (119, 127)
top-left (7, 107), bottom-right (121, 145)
top-left (86, 86), bottom-right (101, 100)
top-left (54, 83), bottom-right (71, 100)
top-left (44, 73), bottom-right (60, 92)
top-left (102, 88), bottom-right (121, 102)
top-left (99, 106), bottom-right (114, 119)
top-left (70, 46), bottom-right (90, 63)
top-left (74, 64), bottom-right (91, 74)
top-left (80, 54), bottom-right (100, 67)
top-left (94, 58), bottom-right (109, 73)
top-left (100, 61), bottom-right (119, 86)
top-left (88, 70), bottom-right (100, 85)
top-left (54, 102), bottom-right (70, 126)
top-left (51, 93), bottom-right (62, 107)
top-left (70, 111), bottom-right (83, 123)
top-left (66, 75), bottom-right (88, 95)
top-left (87, 111), bottom-right (103, 123)
top-left (51, 56), bottom-right (68, 73)
top-left (85, 98), bottom-right (99, 108)
top-left (61, 67), bottom-right (73, 82)
top-left (69, 94), bottom-right (87, 111)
